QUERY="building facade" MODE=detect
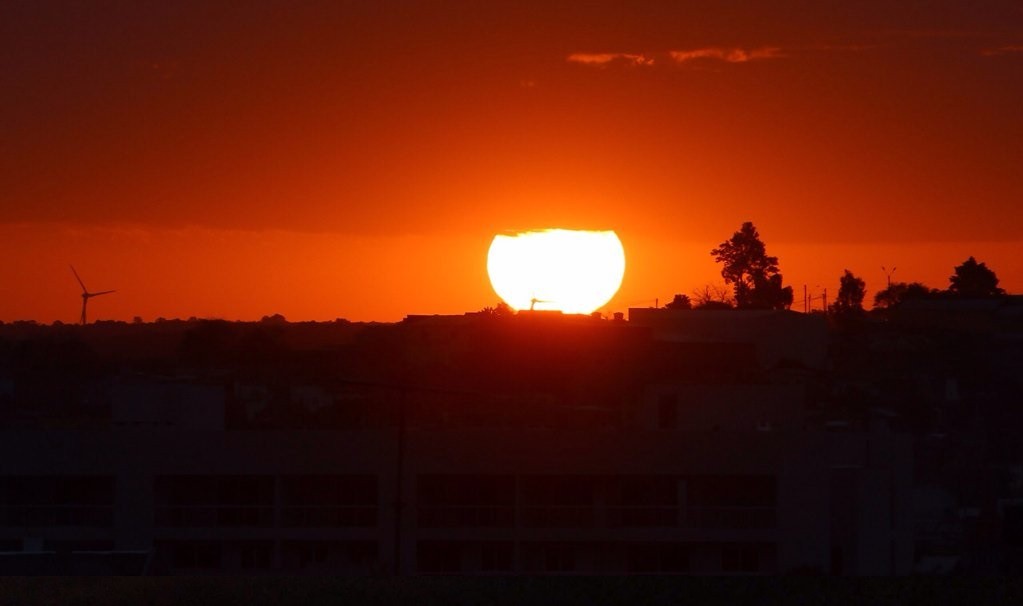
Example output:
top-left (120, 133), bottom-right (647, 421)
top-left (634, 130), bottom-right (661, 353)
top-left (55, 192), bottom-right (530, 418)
top-left (0, 425), bottom-right (912, 575)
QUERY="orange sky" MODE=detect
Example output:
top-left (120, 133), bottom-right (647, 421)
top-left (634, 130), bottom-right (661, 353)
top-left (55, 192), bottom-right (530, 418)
top-left (1, 2), bottom-right (1021, 323)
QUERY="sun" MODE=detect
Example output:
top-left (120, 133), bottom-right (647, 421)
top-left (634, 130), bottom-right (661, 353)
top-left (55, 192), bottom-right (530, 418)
top-left (487, 229), bottom-right (626, 314)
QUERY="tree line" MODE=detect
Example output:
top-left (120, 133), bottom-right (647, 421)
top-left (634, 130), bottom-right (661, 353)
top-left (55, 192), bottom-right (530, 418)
top-left (665, 221), bottom-right (1006, 314)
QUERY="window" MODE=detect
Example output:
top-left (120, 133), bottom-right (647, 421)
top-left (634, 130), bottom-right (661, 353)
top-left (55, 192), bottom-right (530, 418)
top-left (608, 476), bottom-right (679, 528)
top-left (281, 541), bottom-right (378, 572)
top-left (684, 475), bottom-right (776, 529)
top-left (479, 542), bottom-right (514, 573)
top-left (280, 475), bottom-right (377, 528)
top-left (657, 394), bottom-right (678, 429)
top-left (417, 541), bottom-right (462, 574)
top-left (154, 475), bottom-right (273, 528)
top-left (520, 476), bottom-right (597, 528)
top-left (830, 545), bottom-right (844, 576)
top-left (416, 541), bottom-right (513, 574)
top-left (544, 545), bottom-right (574, 572)
top-left (626, 543), bottom-right (689, 573)
top-left (522, 542), bottom-right (576, 573)
top-left (721, 543), bottom-right (767, 573)
top-left (158, 541), bottom-right (222, 570)
top-left (1003, 504), bottom-right (1023, 547)
top-left (234, 541), bottom-right (273, 570)
top-left (417, 475), bottom-right (514, 528)
top-left (0, 476), bottom-right (114, 528)
top-left (43, 540), bottom-right (115, 553)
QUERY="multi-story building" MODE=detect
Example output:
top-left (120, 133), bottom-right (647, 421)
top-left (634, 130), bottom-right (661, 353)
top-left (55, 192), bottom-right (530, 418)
top-left (0, 425), bottom-right (911, 575)
top-left (0, 310), bottom-right (914, 575)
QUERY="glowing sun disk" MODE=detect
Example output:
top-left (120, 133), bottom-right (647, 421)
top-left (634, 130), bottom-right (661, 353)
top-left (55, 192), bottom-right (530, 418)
top-left (487, 229), bottom-right (626, 314)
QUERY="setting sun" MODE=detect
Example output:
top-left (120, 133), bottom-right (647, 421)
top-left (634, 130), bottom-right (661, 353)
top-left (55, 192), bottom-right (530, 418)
top-left (487, 229), bottom-right (626, 314)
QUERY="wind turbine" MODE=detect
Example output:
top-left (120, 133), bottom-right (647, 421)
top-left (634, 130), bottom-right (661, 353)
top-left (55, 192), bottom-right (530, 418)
top-left (70, 265), bottom-right (116, 325)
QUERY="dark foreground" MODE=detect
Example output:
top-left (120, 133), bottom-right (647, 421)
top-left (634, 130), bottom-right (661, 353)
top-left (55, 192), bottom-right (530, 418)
top-left (1, 577), bottom-right (1022, 606)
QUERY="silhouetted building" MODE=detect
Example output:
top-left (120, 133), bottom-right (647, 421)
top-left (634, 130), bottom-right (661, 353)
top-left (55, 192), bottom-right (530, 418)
top-left (628, 308), bottom-right (829, 370)
top-left (0, 425), bottom-right (911, 575)
top-left (112, 379), bottom-right (225, 430)
top-left (0, 311), bottom-right (918, 575)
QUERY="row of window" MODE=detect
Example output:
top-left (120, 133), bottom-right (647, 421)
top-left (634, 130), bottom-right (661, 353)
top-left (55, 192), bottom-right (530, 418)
top-left (0, 477), bottom-right (115, 529)
top-left (151, 475), bottom-right (378, 529)
top-left (0, 475), bottom-right (379, 529)
top-left (0, 474), bottom-right (773, 505)
top-left (418, 541), bottom-right (776, 574)
top-left (416, 474), bottom-right (776, 530)
top-left (417, 474), bottom-right (776, 508)
top-left (0, 535), bottom-right (773, 575)
top-left (416, 505), bottom-right (774, 530)
top-left (153, 475), bottom-right (377, 507)
top-left (0, 475), bottom-right (378, 507)
top-left (152, 506), bottom-right (378, 528)
top-left (0, 477), bottom-right (113, 506)
top-left (153, 540), bottom-right (378, 572)
top-left (0, 474), bottom-right (775, 531)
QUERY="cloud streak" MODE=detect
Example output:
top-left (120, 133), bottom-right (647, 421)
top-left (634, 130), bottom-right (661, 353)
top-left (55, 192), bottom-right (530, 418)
top-left (668, 47), bottom-right (784, 64)
top-left (566, 53), bottom-right (655, 67)
top-left (567, 47), bottom-right (786, 68)
top-left (568, 36), bottom-right (1023, 69)
top-left (981, 45), bottom-right (1023, 56)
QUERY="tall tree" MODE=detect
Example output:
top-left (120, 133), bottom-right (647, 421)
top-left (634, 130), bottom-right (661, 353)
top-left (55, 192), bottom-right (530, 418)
top-left (949, 256), bottom-right (1004, 297)
top-left (710, 222), bottom-right (793, 310)
top-left (830, 270), bottom-right (866, 315)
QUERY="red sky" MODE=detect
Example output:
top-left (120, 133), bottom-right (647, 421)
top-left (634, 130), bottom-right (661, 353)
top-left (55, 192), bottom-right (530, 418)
top-left (2, 1), bottom-right (1021, 322)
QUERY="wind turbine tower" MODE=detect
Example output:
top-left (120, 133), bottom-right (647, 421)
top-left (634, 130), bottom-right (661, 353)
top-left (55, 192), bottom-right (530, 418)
top-left (529, 296), bottom-right (550, 311)
top-left (70, 265), bottom-right (116, 325)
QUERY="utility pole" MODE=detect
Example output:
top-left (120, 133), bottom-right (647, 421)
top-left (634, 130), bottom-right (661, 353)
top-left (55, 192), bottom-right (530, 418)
top-left (803, 284), bottom-right (808, 313)
top-left (811, 285), bottom-right (822, 313)
top-left (392, 385), bottom-right (407, 576)
top-left (882, 266), bottom-right (897, 290)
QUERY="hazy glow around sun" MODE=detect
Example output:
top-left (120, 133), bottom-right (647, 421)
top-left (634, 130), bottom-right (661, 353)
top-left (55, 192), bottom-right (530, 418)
top-left (487, 229), bottom-right (626, 314)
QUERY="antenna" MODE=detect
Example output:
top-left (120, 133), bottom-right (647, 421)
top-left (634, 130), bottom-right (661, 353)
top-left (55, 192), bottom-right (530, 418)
top-left (70, 265), bottom-right (116, 325)
top-left (529, 296), bottom-right (550, 311)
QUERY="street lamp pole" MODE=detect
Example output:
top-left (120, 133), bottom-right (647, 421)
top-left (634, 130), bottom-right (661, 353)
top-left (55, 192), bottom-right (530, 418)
top-left (882, 266), bottom-right (897, 290)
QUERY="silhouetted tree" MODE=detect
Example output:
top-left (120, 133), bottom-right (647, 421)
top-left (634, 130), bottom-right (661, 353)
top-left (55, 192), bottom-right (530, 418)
top-left (665, 294), bottom-right (692, 310)
top-left (949, 256), bottom-right (1004, 297)
top-left (691, 284), bottom-right (734, 309)
top-left (830, 270), bottom-right (866, 315)
top-left (480, 302), bottom-right (514, 318)
top-left (710, 222), bottom-right (793, 310)
top-left (873, 281), bottom-right (934, 309)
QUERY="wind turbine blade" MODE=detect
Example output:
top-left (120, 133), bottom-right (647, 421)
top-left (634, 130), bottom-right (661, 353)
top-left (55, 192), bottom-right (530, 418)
top-left (70, 265), bottom-right (87, 292)
top-left (91, 290), bottom-right (116, 297)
